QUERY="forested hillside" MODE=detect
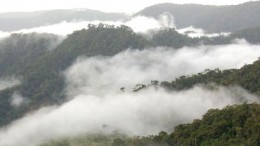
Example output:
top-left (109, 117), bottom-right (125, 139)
top-left (136, 1), bottom-right (260, 33)
top-left (0, 33), bottom-right (61, 77)
top-left (0, 24), bottom-right (259, 146)
top-left (1, 24), bottom-right (260, 127)
top-left (0, 24), bottom-right (149, 126)
top-left (39, 103), bottom-right (260, 146)
top-left (160, 58), bottom-right (260, 94)
top-left (1, 0), bottom-right (260, 145)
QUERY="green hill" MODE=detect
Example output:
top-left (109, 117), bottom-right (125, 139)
top-left (38, 103), bottom-right (260, 146)
top-left (161, 58), bottom-right (260, 94)
top-left (136, 1), bottom-right (260, 33)
top-left (0, 24), bottom-right (149, 126)
top-left (0, 23), bottom-right (260, 130)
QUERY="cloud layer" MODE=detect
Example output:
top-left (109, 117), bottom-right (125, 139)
top-left (0, 77), bottom-right (20, 91)
top-left (0, 86), bottom-right (258, 146)
top-left (0, 42), bottom-right (260, 146)
top-left (0, 14), bottom-right (228, 39)
top-left (65, 42), bottom-right (260, 97)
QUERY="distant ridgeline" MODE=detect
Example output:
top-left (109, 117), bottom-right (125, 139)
top-left (0, 24), bottom-right (260, 128)
top-left (39, 103), bottom-right (260, 146)
top-left (0, 9), bottom-right (128, 31)
top-left (136, 1), bottom-right (260, 33)
top-left (0, 24), bottom-right (149, 126)
top-left (131, 58), bottom-right (260, 96)
top-left (160, 58), bottom-right (260, 95)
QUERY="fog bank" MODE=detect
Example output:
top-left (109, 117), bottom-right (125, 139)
top-left (0, 14), bottom-right (228, 38)
top-left (65, 42), bottom-right (260, 97)
top-left (0, 86), bottom-right (258, 146)
top-left (0, 42), bottom-right (260, 146)
top-left (0, 77), bottom-right (20, 91)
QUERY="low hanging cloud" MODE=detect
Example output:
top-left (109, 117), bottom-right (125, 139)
top-left (0, 16), bottom-right (162, 38)
top-left (0, 86), bottom-right (258, 146)
top-left (0, 42), bottom-right (260, 146)
top-left (65, 41), bottom-right (260, 97)
top-left (178, 26), bottom-right (230, 38)
top-left (0, 13), bottom-right (228, 39)
top-left (0, 77), bottom-right (20, 91)
top-left (0, 31), bottom-right (11, 40)
top-left (10, 92), bottom-right (29, 107)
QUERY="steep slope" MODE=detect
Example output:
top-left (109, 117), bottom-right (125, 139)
top-left (143, 103), bottom-right (260, 146)
top-left (136, 1), bottom-right (260, 33)
top-left (38, 103), bottom-right (260, 146)
top-left (161, 58), bottom-right (260, 94)
top-left (166, 103), bottom-right (260, 146)
top-left (1, 24), bottom-right (260, 129)
top-left (0, 33), bottom-right (61, 77)
top-left (0, 24), bottom-right (149, 127)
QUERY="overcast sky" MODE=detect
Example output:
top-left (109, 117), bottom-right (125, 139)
top-left (0, 0), bottom-right (256, 14)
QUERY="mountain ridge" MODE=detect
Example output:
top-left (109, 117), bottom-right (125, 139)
top-left (0, 9), bottom-right (128, 31)
top-left (135, 1), bottom-right (260, 33)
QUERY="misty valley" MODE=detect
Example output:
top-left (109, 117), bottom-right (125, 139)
top-left (0, 1), bottom-right (260, 146)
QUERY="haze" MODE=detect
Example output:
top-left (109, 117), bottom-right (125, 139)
top-left (1, 43), bottom-right (260, 146)
top-left (0, 1), bottom-right (260, 145)
top-left (0, 0), bottom-right (256, 13)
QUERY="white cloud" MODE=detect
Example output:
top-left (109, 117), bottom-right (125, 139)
top-left (10, 92), bottom-right (29, 107)
top-left (0, 14), bottom-right (229, 38)
top-left (0, 42), bottom-right (260, 146)
top-left (0, 77), bottom-right (20, 91)
top-left (178, 26), bottom-right (230, 38)
top-left (0, 31), bottom-right (10, 40)
top-left (65, 43), bottom-right (260, 97)
top-left (0, 86), bottom-right (258, 146)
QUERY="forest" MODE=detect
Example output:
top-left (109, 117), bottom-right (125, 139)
top-left (39, 103), bottom-right (260, 146)
top-left (0, 23), bottom-right (259, 146)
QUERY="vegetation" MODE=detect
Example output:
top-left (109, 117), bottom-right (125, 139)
top-left (151, 28), bottom-right (196, 48)
top-left (160, 58), bottom-right (260, 94)
top-left (0, 24), bottom-right (149, 126)
top-left (0, 33), bottom-right (60, 77)
top-left (0, 24), bottom-right (260, 140)
top-left (152, 26), bottom-right (260, 48)
top-left (38, 103), bottom-right (260, 146)
top-left (136, 1), bottom-right (260, 33)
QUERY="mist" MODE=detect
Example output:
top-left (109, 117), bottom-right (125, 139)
top-left (178, 26), bottom-right (230, 38)
top-left (65, 41), bottom-right (260, 97)
top-left (10, 92), bottom-right (29, 107)
top-left (0, 77), bottom-right (20, 91)
top-left (0, 86), bottom-right (258, 146)
top-left (0, 14), bottom-right (228, 39)
top-left (0, 41), bottom-right (260, 146)
top-left (0, 31), bottom-right (10, 39)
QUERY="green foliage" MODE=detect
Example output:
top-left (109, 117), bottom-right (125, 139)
top-left (230, 26), bottom-right (260, 44)
top-left (165, 103), bottom-right (260, 146)
top-left (19, 24), bottom-right (149, 103)
top-left (38, 133), bottom-right (125, 146)
top-left (0, 24), bottom-right (150, 127)
top-left (1, 23), bottom-right (260, 131)
top-left (151, 26), bottom-right (260, 48)
top-left (37, 104), bottom-right (260, 146)
top-left (152, 28), bottom-right (196, 48)
top-left (0, 33), bottom-right (60, 77)
top-left (161, 59), bottom-right (260, 94)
